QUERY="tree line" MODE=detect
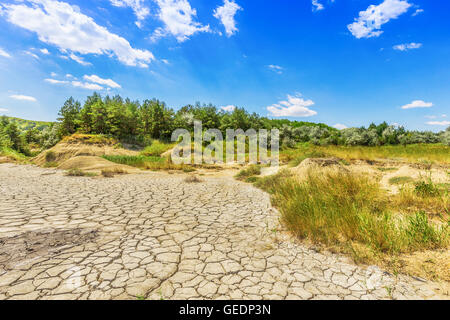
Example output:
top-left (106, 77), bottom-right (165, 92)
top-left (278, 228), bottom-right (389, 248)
top-left (1, 93), bottom-right (449, 157)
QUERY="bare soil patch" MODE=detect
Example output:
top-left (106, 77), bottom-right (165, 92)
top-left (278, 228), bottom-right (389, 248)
top-left (0, 228), bottom-right (98, 271)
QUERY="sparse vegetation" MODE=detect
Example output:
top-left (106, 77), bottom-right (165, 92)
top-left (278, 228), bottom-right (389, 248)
top-left (389, 176), bottom-right (414, 185)
top-left (65, 168), bottom-right (97, 177)
top-left (235, 165), bottom-right (261, 180)
top-left (101, 168), bottom-right (127, 178)
top-left (253, 168), bottom-right (448, 265)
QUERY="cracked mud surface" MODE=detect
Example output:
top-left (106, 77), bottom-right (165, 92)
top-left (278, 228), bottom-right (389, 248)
top-left (0, 164), bottom-right (447, 300)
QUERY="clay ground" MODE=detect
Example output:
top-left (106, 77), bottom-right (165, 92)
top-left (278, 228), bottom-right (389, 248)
top-left (0, 163), bottom-right (447, 300)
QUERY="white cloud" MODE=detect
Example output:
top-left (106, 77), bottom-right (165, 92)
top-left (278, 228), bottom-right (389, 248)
top-left (10, 94), bottom-right (37, 102)
top-left (72, 81), bottom-right (104, 91)
top-left (267, 94), bottom-right (318, 117)
top-left (83, 75), bottom-right (121, 89)
top-left (393, 42), bottom-right (422, 51)
top-left (424, 115), bottom-right (437, 119)
top-left (40, 48), bottom-right (50, 54)
top-left (3, 0), bottom-right (154, 67)
top-left (45, 78), bottom-right (68, 84)
top-left (213, 0), bottom-right (242, 37)
top-left (109, 0), bottom-right (150, 28)
top-left (161, 59), bottom-right (170, 64)
top-left (333, 123), bottom-right (348, 130)
top-left (65, 73), bottom-right (74, 78)
top-left (426, 121), bottom-right (450, 126)
top-left (401, 100), bottom-right (433, 109)
top-left (221, 105), bottom-right (236, 112)
top-left (24, 50), bottom-right (40, 59)
top-left (68, 53), bottom-right (92, 66)
top-left (267, 64), bottom-right (283, 74)
top-left (153, 0), bottom-right (211, 42)
top-left (0, 108), bottom-right (9, 113)
top-left (312, 0), bottom-right (324, 12)
top-left (0, 47), bottom-right (11, 58)
top-left (412, 8), bottom-right (423, 16)
top-left (50, 72), bottom-right (57, 77)
top-left (348, 0), bottom-right (412, 39)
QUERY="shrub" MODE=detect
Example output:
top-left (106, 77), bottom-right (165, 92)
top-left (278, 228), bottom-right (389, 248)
top-left (414, 180), bottom-right (440, 197)
top-left (101, 168), bottom-right (127, 177)
top-left (65, 168), bottom-right (97, 177)
top-left (235, 165), bottom-right (261, 180)
top-left (45, 151), bottom-right (56, 162)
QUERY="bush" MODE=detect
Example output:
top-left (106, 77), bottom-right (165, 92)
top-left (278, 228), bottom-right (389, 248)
top-left (141, 140), bottom-right (173, 157)
top-left (414, 180), bottom-right (440, 197)
top-left (45, 151), bottom-right (56, 162)
top-left (235, 165), bottom-right (261, 180)
top-left (65, 168), bottom-right (97, 177)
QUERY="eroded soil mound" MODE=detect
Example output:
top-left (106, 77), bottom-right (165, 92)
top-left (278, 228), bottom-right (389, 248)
top-left (291, 158), bottom-right (349, 180)
top-left (58, 156), bottom-right (140, 173)
top-left (33, 134), bottom-right (139, 166)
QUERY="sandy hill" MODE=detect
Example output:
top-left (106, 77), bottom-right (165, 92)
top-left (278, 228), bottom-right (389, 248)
top-left (34, 134), bottom-right (141, 174)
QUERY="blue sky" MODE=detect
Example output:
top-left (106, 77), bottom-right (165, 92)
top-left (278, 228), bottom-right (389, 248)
top-left (0, 0), bottom-right (449, 131)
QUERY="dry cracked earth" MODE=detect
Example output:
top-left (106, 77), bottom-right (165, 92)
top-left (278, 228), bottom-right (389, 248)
top-left (0, 164), bottom-right (447, 300)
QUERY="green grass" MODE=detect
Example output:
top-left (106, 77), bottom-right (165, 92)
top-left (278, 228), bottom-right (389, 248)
top-left (254, 168), bottom-right (448, 260)
top-left (281, 143), bottom-right (450, 165)
top-left (388, 176), bottom-right (414, 185)
top-left (0, 146), bottom-right (29, 162)
top-left (102, 155), bottom-right (165, 168)
top-left (141, 140), bottom-right (174, 157)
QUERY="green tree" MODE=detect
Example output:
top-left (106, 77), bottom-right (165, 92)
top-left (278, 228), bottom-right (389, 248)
top-left (58, 97), bottom-right (81, 136)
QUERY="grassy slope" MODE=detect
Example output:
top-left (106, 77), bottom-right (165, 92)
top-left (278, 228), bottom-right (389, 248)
top-left (2, 116), bottom-right (53, 131)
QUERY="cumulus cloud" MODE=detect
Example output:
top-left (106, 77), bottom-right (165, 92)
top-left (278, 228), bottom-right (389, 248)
top-left (312, 0), bottom-right (324, 12)
top-left (393, 42), bottom-right (422, 51)
top-left (213, 0), bottom-right (242, 37)
top-left (152, 0), bottom-right (211, 42)
top-left (110, 0), bottom-right (150, 28)
top-left (221, 105), bottom-right (236, 112)
top-left (40, 48), bottom-right (50, 55)
top-left (10, 94), bottom-right (37, 102)
top-left (347, 0), bottom-right (411, 39)
top-left (0, 48), bottom-right (11, 58)
top-left (83, 75), bottom-right (121, 89)
top-left (426, 121), bottom-right (450, 126)
top-left (3, 0), bottom-right (154, 67)
top-left (267, 65), bottom-right (283, 74)
top-left (401, 100), bottom-right (433, 109)
top-left (0, 108), bottom-right (9, 113)
top-left (72, 81), bottom-right (104, 91)
top-left (333, 124), bottom-right (348, 130)
top-left (267, 94), bottom-right (318, 118)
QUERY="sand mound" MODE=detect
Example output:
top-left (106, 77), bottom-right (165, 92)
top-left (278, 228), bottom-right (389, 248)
top-left (58, 156), bottom-right (140, 174)
top-left (291, 158), bottom-right (349, 180)
top-left (34, 135), bottom-right (139, 166)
